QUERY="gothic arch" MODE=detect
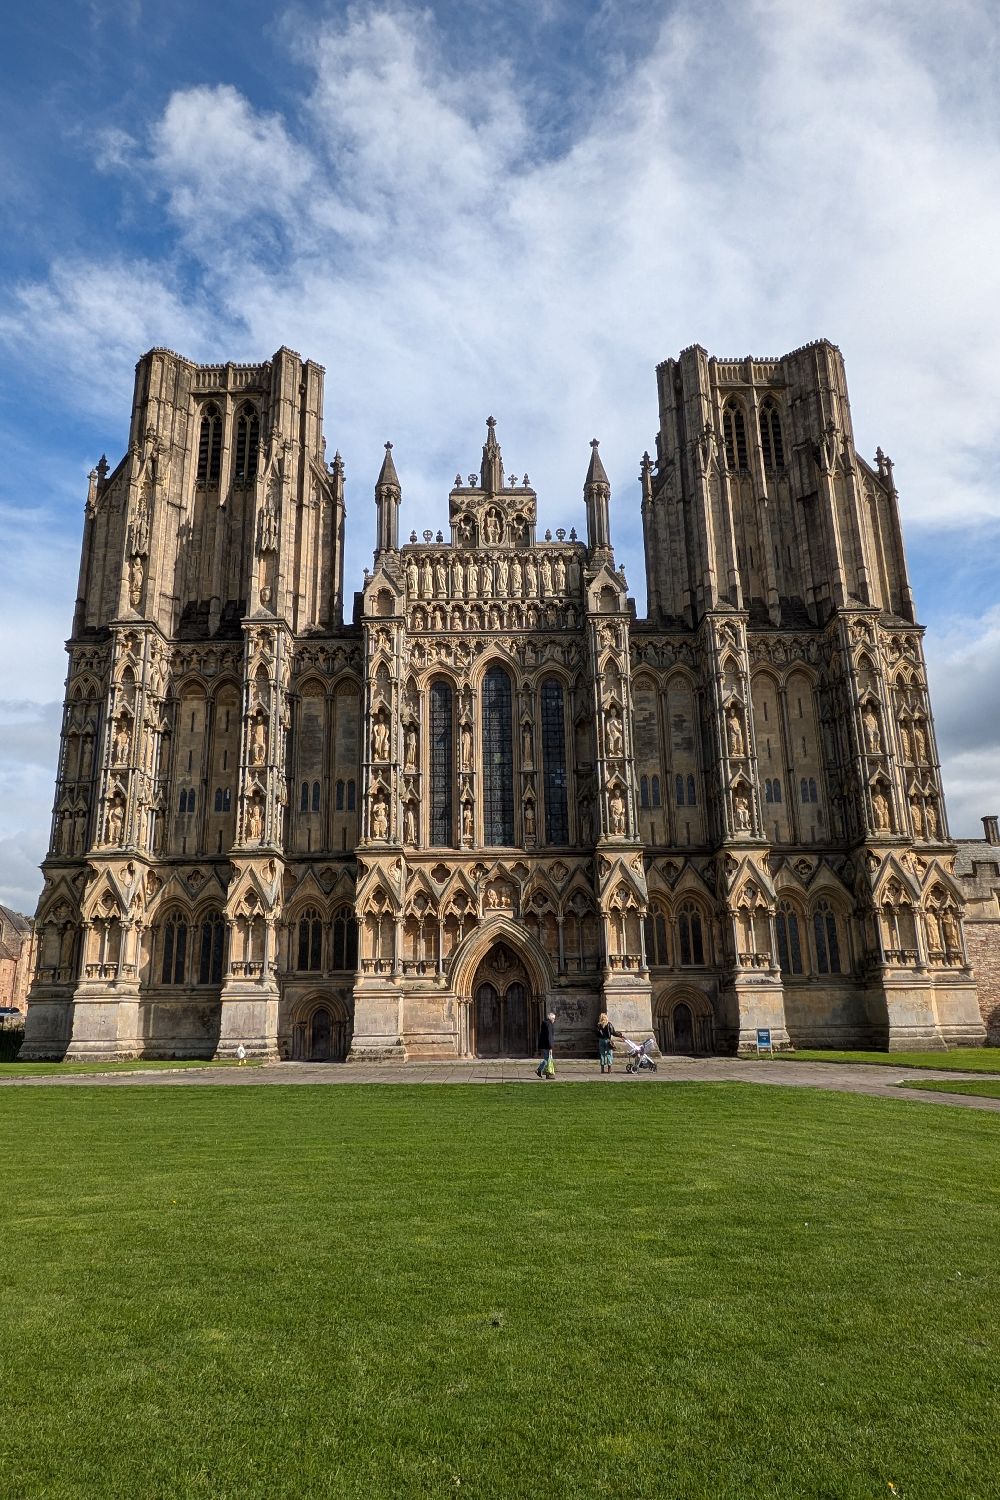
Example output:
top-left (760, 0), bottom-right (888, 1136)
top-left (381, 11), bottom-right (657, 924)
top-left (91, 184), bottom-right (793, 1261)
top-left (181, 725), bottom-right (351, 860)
top-left (448, 914), bottom-right (555, 1001)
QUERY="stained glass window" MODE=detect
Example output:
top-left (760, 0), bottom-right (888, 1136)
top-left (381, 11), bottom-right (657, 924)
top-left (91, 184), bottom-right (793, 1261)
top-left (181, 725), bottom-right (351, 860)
top-left (430, 680), bottom-right (454, 847)
top-left (161, 913), bottom-right (188, 984)
top-left (541, 678), bottom-right (569, 845)
top-left (776, 903), bottom-right (803, 975)
top-left (198, 911), bottom-right (225, 984)
top-left (483, 666), bottom-right (514, 845)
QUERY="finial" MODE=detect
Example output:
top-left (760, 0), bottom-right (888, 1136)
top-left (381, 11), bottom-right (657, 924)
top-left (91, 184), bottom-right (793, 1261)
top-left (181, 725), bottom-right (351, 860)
top-left (487, 415), bottom-right (496, 429)
top-left (385, 440), bottom-right (393, 451)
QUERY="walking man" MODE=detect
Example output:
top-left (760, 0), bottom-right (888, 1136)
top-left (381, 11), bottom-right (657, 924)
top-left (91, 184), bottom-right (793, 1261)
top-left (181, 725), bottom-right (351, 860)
top-left (536, 1010), bottom-right (557, 1079)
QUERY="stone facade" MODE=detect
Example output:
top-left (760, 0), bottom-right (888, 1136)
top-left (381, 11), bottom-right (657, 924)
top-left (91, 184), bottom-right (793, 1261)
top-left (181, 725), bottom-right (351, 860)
top-left (0, 906), bottom-right (34, 1015)
top-left (20, 340), bottom-right (986, 1061)
top-left (954, 817), bottom-right (1000, 1044)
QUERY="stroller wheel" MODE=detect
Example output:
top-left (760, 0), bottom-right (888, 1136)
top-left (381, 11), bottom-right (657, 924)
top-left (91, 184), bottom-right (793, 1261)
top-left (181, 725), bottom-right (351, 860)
top-left (626, 1062), bottom-right (634, 1074)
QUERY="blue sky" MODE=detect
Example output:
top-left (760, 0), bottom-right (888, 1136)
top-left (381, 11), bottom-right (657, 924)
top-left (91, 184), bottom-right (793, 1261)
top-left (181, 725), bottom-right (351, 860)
top-left (2, 0), bottom-right (1000, 910)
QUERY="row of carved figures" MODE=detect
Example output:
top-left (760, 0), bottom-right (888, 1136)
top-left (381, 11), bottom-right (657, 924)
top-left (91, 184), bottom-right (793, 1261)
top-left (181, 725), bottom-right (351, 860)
top-left (404, 551), bottom-right (581, 602)
top-left (409, 599), bottom-right (581, 633)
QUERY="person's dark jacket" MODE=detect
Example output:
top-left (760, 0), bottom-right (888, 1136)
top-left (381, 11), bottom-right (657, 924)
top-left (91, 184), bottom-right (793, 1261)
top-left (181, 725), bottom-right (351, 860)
top-left (597, 1021), bottom-right (619, 1042)
top-left (538, 1016), bottom-right (555, 1051)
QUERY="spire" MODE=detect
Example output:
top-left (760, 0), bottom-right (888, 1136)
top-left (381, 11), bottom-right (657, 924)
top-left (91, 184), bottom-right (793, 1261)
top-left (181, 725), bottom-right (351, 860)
top-left (374, 441), bottom-right (400, 558)
top-left (584, 438), bottom-right (611, 552)
top-left (481, 416), bottom-right (503, 494)
top-left (376, 440), bottom-right (400, 491)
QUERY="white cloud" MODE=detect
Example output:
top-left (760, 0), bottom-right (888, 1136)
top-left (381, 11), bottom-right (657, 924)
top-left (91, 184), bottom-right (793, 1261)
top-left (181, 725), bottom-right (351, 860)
top-left (2, 0), bottom-right (1000, 897)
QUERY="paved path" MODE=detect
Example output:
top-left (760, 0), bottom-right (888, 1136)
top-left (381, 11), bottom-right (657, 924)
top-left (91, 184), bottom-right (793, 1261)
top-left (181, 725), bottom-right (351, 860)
top-left (2, 1057), bottom-right (1000, 1111)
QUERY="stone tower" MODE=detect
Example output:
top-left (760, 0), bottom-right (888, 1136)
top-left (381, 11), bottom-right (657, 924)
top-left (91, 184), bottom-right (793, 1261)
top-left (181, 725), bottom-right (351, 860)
top-left (20, 340), bottom-right (984, 1061)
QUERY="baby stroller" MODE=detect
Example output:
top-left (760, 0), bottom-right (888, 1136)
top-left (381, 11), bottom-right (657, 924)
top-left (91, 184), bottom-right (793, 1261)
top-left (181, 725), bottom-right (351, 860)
top-left (622, 1036), bottom-right (659, 1074)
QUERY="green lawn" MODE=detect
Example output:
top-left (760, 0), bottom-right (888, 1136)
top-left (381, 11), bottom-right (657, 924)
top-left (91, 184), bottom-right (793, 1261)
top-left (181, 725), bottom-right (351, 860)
top-left (0, 1058), bottom-right (262, 1077)
top-left (899, 1078), bottom-right (1000, 1101)
top-left (1, 1084), bottom-right (997, 1499)
top-left (774, 1047), bottom-right (1000, 1072)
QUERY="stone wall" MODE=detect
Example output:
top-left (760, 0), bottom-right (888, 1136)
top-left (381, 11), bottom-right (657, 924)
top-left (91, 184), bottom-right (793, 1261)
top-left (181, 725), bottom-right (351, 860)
top-left (955, 822), bottom-right (1000, 1044)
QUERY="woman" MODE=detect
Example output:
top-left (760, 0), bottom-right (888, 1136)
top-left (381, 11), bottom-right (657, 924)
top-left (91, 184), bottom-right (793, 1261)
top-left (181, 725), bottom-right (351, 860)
top-left (597, 1012), bottom-right (620, 1073)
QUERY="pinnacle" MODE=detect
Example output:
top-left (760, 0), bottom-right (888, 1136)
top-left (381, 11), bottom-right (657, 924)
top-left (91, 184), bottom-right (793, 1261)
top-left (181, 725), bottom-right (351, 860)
top-left (376, 441), bottom-right (399, 490)
top-left (585, 438), bottom-right (609, 488)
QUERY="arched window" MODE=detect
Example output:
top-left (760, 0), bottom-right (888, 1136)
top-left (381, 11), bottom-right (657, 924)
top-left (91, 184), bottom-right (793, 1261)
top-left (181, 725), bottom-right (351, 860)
top-left (765, 779), bottom-right (773, 803)
top-left (687, 774), bottom-right (696, 806)
top-left (541, 678), bottom-right (569, 844)
top-left (429, 680), bottom-right (454, 847)
top-left (723, 399), bottom-right (749, 470)
top-left (161, 912), bottom-right (188, 985)
top-left (233, 403), bottom-right (259, 483)
top-left (301, 782), bottom-right (310, 813)
top-left (347, 780), bottom-right (356, 812)
top-left (800, 777), bottom-right (809, 804)
top-left (311, 781), bottom-right (321, 813)
top-left (643, 905), bottom-right (670, 966)
top-left (335, 780), bottom-right (344, 811)
top-left (178, 788), bottom-right (188, 814)
top-left (776, 902), bottom-right (803, 975)
top-left (772, 778), bottom-right (782, 804)
top-left (297, 908), bottom-right (323, 972)
top-left (222, 788), bottom-right (231, 812)
top-left (676, 774), bottom-right (685, 807)
top-left (759, 398), bottom-right (784, 470)
top-left (214, 788), bottom-right (224, 813)
top-left (331, 906), bottom-right (358, 971)
top-left (640, 775), bottom-right (650, 808)
top-left (197, 910), bottom-right (225, 985)
top-left (678, 902), bottom-right (705, 966)
top-left (808, 778), bottom-right (818, 803)
top-left (813, 901), bottom-right (842, 974)
top-left (651, 775), bottom-right (662, 808)
top-left (482, 666), bottom-right (514, 845)
top-left (196, 403), bottom-right (222, 486)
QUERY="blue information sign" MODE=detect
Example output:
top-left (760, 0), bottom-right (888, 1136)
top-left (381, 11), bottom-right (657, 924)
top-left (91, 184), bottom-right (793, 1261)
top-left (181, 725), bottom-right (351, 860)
top-left (756, 1028), bottom-right (773, 1055)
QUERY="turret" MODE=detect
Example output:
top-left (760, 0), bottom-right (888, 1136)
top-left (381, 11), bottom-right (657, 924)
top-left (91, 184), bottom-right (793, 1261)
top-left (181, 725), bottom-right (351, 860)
top-left (374, 441), bottom-right (400, 558)
top-left (584, 438), bottom-right (611, 553)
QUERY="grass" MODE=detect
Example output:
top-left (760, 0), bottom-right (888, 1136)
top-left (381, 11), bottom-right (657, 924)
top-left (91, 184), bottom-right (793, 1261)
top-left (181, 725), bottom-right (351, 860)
top-left (0, 1084), bottom-right (998, 1499)
top-left (773, 1047), bottom-right (1000, 1072)
top-left (0, 1058), bottom-right (262, 1077)
top-left (899, 1078), bottom-right (1000, 1101)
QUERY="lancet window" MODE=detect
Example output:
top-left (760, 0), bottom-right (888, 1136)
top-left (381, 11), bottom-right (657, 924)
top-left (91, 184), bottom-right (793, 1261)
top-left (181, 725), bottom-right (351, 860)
top-left (430, 680), bottom-right (454, 847)
top-left (196, 403), bottom-right (222, 486)
top-left (233, 403), bottom-right (260, 483)
top-left (541, 678), bottom-right (569, 845)
top-left (813, 900), bottom-right (842, 975)
top-left (723, 400), bottom-right (749, 470)
top-left (297, 908), bottom-right (323, 972)
top-left (482, 666), bottom-right (514, 846)
top-left (759, 398), bottom-right (785, 470)
top-left (678, 902), bottom-right (706, 966)
top-left (161, 912), bottom-right (188, 985)
top-left (197, 910), bottom-right (226, 985)
top-left (775, 902), bottom-right (804, 975)
top-left (331, 906), bottom-right (358, 971)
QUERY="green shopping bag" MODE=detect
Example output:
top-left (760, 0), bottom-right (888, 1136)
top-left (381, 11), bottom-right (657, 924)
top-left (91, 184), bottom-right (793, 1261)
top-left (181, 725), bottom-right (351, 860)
top-left (544, 1058), bottom-right (556, 1078)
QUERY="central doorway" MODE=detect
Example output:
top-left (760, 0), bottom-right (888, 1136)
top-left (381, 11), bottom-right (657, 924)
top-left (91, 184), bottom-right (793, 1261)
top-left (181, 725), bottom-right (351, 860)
top-left (471, 943), bottom-right (536, 1057)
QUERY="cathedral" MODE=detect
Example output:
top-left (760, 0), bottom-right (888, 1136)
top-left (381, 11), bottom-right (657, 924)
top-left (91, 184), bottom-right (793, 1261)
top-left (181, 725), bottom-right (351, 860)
top-left (20, 340), bottom-right (986, 1061)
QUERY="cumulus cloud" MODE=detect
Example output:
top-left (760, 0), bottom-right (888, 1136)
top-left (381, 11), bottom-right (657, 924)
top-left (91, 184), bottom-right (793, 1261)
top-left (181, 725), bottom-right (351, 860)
top-left (1, 0), bottom-right (999, 908)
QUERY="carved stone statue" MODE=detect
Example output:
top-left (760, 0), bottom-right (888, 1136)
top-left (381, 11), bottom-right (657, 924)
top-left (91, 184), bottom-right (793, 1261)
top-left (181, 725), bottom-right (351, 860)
top-left (510, 557), bottom-right (522, 595)
top-left (943, 909), bottom-right (960, 953)
top-left (497, 556), bottom-right (509, 594)
top-left (554, 557), bottom-right (566, 593)
top-left (734, 791), bottom-right (751, 830)
top-left (524, 802), bottom-right (536, 840)
top-left (406, 559), bottom-right (418, 595)
top-left (914, 719), bottom-right (928, 762)
top-left (525, 557), bottom-right (538, 595)
top-left (521, 722), bottom-right (533, 766)
top-left (480, 561), bottom-right (493, 598)
top-left (484, 511), bottom-right (501, 544)
top-left (106, 799), bottom-right (124, 845)
top-left (420, 559), bottom-right (433, 597)
top-left (246, 799), bottom-right (263, 842)
top-left (899, 721), bottom-right (913, 760)
top-left (128, 555), bottom-right (144, 609)
top-left (925, 798), bottom-right (939, 838)
top-left (609, 787), bottom-right (626, 836)
top-left (251, 719), bottom-right (267, 766)
top-left (863, 704), bottom-right (881, 754)
top-left (451, 558), bottom-right (464, 598)
top-left (401, 724), bottom-right (417, 771)
top-left (434, 559), bottom-right (447, 596)
top-left (461, 722), bottom-right (473, 770)
top-left (113, 718), bottom-right (131, 764)
top-left (403, 802), bottom-right (417, 844)
top-left (373, 718), bottom-right (389, 760)
top-left (540, 556), bottom-right (553, 594)
top-left (910, 796), bottom-right (924, 836)
top-left (727, 707), bottom-right (745, 759)
top-left (872, 787), bottom-right (891, 832)
top-left (605, 710), bottom-right (623, 758)
top-left (466, 559), bottom-right (478, 598)
top-left (462, 802), bottom-right (473, 842)
top-left (371, 796), bottom-right (389, 840)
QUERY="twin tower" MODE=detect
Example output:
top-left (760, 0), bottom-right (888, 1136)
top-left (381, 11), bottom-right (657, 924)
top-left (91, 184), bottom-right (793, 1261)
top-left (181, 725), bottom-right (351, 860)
top-left (20, 340), bottom-right (984, 1062)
